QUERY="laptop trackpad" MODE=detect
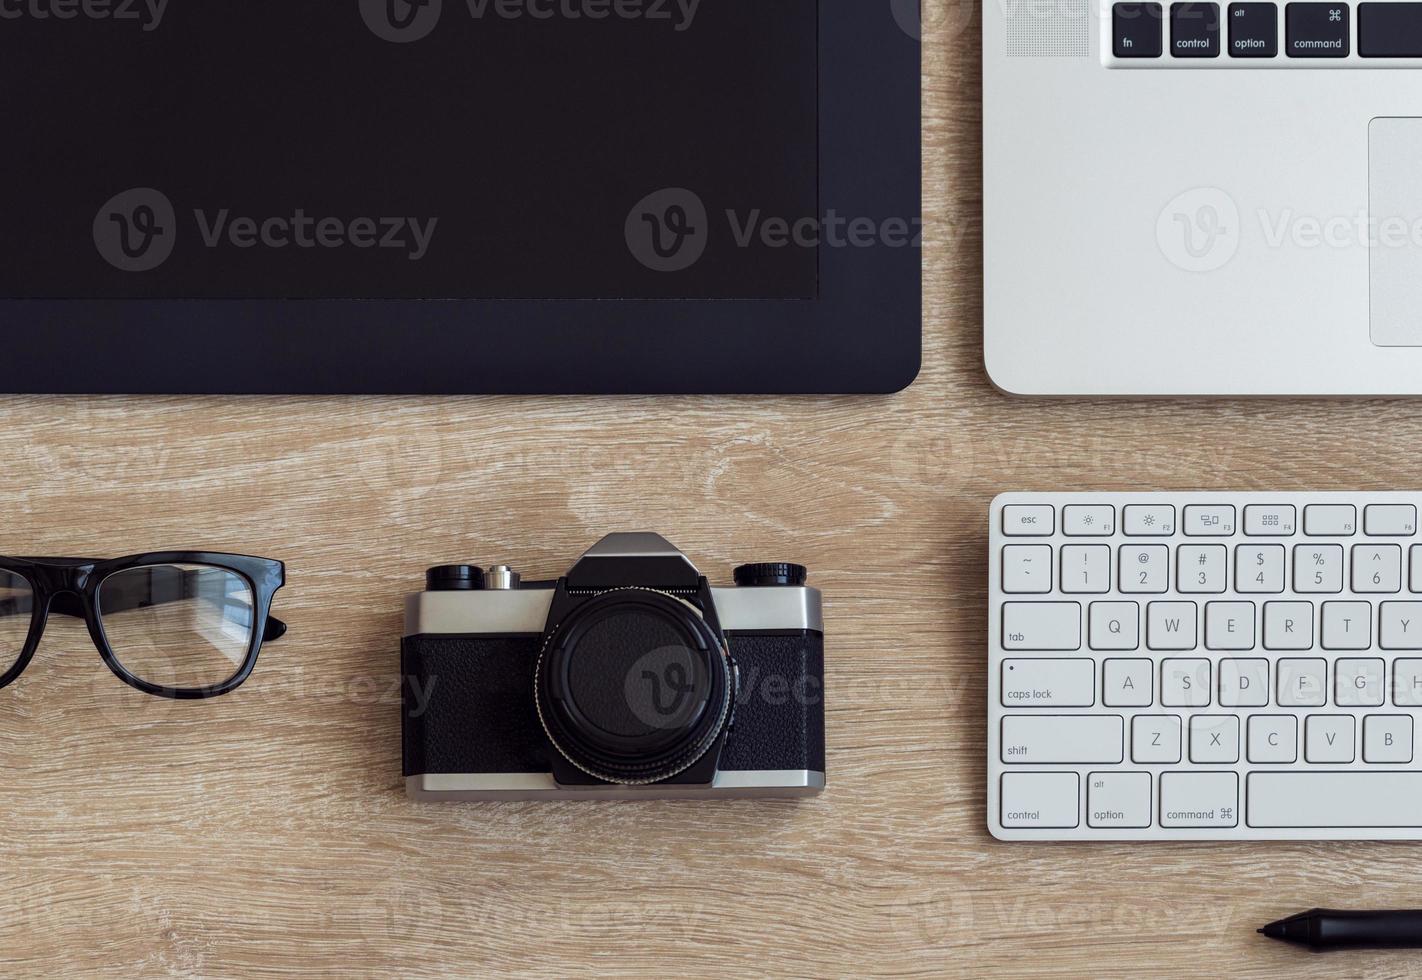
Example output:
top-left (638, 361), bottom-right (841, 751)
top-left (1371, 118), bottom-right (1422, 346)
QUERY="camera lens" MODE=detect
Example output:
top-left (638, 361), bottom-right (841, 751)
top-left (535, 589), bottom-right (733, 785)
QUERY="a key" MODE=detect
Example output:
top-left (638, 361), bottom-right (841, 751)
top-left (1147, 601), bottom-right (1198, 650)
top-left (1160, 772), bottom-right (1238, 828)
top-left (1322, 600), bottom-right (1371, 649)
top-left (1285, 3), bottom-right (1351, 58)
top-left (1000, 773), bottom-right (1080, 829)
top-left (1001, 715), bottom-right (1124, 764)
top-left (1113, 2), bottom-right (1165, 57)
top-left (1119, 544), bottom-right (1169, 593)
top-left (1002, 602), bottom-right (1081, 650)
top-left (1123, 505), bottom-right (1175, 536)
top-left (1183, 504), bottom-right (1235, 535)
top-left (1262, 600), bottom-right (1313, 650)
top-left (1305, 715), bottom-right (1356, 763)
top-left (1161, 658), bottom-right (1211, 707)
top-left (1248, 715), bottom-right (1298, 763)
top-left (1219, 657), bottom-right (1269, 707)
top-left (1294, 543), bottom-right (1344, 593)
top-left (1277, 657), bottom-right (1328, 707)
top-left (1132, 714), bottom-right (1183, 763)
top-left (1363, 715), bottom-right (1413, 763)
top-left (1205, 601), bottom-right (1255, 650)
top-left (1103, 658), bottom-right (1154, 707)
top-left (1244, 503), bottom-right (1295, 535)
top-left (1334, 658), bottom-right (1385, 707)
top-left (1248, 772), bottom-right (1422, 827)
top-left (1087, 771), bottom-right (1152, 828)
top-left (1089, 601), bottom-right (1140, 650)
top-left (1002, 545), bottom-right (1053, 594)
top-left (1353, 544), bottom-right (1402, 593)
top-left (1365, 504), bottom-right (1418, 535)
top-left (1411, 544), bottom-right (1422, 592)
top-left (1304, 503), bottom-right (1357, 535)
top-left (1235, 544), bottom-right (1285, 593)
top-left (1189, 715), bottom-right (1240, 763)
top-left (1171, 1), bottom-right (1223, 56)
top-left (1059, 544), bottom-right (1110, 594)
top-left (1062, 505), bottom-right (1115, 536)
top-left (1003, 505), bottom-right (1054, 536)
top-left (1177, 544), bottom-right (1227, 594)
top-left (1000, 659), bottom-right (1095, 707)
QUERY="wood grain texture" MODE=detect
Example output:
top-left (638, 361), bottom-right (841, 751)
top-left (1, 5), bottom-right (1419, 977)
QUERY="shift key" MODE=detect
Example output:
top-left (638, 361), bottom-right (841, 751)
top-left (1002, 602), bottom-right (1082, 650)
top-left (1002, 715), bottom-right (1125, 764)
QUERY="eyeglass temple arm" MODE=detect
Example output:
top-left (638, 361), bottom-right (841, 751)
top-left (29, 568), bottom-right (288, 642)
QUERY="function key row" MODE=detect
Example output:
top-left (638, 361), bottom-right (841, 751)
top-left (1113, 1), bottom-right (1422, 59)
top-left (1002, 503), bottom-right (1414, 537)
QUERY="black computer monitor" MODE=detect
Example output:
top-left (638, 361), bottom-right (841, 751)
top-left (0, 0), bottom-right (920, 393)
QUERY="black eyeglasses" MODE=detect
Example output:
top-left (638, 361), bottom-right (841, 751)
top-left (0, 553), bottom-right (286, 699)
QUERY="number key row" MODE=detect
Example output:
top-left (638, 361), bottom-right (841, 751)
top-left (1006, 542), bottom-right (1422, 594)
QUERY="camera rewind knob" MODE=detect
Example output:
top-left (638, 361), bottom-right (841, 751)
top-left (425, 565), bottom-right (485, 591)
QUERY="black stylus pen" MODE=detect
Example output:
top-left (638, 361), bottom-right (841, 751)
top-left (1260, 909), bottom-right (1422, 949)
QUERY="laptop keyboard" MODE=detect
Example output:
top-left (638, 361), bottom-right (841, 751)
top-left (989, 492), bottom-right (1422, 841)
top-left (1108, 0), bottom-right (1422, 61)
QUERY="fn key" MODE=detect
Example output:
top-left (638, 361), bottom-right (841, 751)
top-left (1114, 3), bottom-right (1164, 57)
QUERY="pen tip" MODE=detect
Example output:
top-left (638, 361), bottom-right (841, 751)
top-left (1256, 929), bottom-right (1265, 935)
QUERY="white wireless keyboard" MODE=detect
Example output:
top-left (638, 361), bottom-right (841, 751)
top-left (989, 492), bottom-right (1422, 841)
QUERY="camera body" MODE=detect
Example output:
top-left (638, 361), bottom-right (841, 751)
top-left (402, 533), bottom-right (825, 800)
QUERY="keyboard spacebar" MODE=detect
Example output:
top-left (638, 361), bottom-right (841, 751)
top-left (1249, 772), bottom-right (1422, 827)
top-left (1360, 3), bottom-right (1422, 57)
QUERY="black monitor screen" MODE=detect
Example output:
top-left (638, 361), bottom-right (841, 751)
top-left (0, 0), bottom-right (819, 300)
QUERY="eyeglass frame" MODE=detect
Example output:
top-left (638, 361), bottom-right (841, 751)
top-left (0, 552), bottom-right (287, 700)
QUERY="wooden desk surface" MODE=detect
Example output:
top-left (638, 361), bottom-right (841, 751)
top-left (3, 7), bottom-right (1418, 978)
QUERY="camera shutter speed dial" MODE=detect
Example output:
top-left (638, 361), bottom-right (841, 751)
top-left (733, 563), bottom-right (808, 587)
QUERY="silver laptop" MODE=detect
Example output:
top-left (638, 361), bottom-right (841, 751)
top-left (984, 0), bottom-right (1422, 395)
